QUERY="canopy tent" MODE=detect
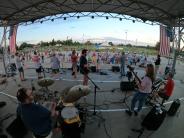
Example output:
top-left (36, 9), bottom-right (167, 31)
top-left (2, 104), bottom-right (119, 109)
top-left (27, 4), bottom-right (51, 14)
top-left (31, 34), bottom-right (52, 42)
top-left (0, 0), bottom-right (184, 27)
top-left (0, 0), bottom-right (184, 74)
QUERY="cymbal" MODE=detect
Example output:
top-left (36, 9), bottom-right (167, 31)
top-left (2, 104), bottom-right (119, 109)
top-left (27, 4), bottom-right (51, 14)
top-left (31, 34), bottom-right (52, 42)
top-left (37, 78), bottom-right (54, 87)
top-left (61, 85), bottom-right (91, 103)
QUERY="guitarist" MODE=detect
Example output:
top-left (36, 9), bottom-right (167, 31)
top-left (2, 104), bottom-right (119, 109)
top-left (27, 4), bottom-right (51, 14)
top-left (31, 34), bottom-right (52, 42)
top-left (126, 64), bottom-right (155, 116)
top-left (79, 49), bottom-right (89, 86)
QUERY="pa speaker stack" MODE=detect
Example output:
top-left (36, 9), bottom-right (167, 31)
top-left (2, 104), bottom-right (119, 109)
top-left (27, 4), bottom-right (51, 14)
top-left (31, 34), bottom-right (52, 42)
top-left (90, 66), bottom-right (96, 72)
top-left (112, 66), bottom-right (120, 72)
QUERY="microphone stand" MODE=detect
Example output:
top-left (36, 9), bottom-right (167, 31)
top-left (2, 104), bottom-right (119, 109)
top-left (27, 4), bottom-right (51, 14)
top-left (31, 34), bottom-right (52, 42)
top-left (85, 74), bottom-right (100, 115)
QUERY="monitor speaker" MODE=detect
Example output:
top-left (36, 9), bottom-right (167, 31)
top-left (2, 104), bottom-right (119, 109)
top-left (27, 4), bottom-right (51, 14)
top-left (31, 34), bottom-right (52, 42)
top-left (90, 66), bottom-right (96, 72)
top-left (120, 81), bottom-right (135, 91)
top-left (112, 66), bottom-right (120, 72)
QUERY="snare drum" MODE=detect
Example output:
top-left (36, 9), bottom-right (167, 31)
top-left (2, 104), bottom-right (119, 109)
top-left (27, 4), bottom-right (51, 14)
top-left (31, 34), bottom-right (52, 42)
top-left (61, 106), bottom-right (80, 124)
top-left (60, 106), bottom-right (81, 138)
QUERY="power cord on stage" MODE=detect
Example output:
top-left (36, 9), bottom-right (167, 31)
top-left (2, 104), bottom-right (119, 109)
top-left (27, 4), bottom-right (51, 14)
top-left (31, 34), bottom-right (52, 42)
top-left (85, 110), bottom-right (112, 138)
top-left (103, 122), bottom-right (112, 138)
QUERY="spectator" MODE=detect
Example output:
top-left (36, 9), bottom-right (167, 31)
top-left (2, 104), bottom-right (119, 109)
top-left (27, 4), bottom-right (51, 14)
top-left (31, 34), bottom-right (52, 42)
top-left (120, 51), bottom-right (126, 77)
top-left (32, 51), bottom-right (42, 79)
top-left (71, 50), bottom-right (78, 79)
top-left (15, 52), bottom-right (25, 81)
top-left (50, 53), bottom-right (60, 75)
top-left (155, 54), bottom-right (161, 78)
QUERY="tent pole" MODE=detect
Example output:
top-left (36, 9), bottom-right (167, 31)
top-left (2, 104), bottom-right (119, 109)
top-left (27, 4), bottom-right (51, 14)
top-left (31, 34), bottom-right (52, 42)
top-left (172, 19), bottom-right (182, 75)
top-left (168, 27), bottom-right (175, 65)
top-left (2, 26), bottom-right (8, 76)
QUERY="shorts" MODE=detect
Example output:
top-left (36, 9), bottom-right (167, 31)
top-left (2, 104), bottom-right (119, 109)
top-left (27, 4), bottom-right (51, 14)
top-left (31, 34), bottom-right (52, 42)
top-left (18, 67), bottom-right (23, 72)
top-left (72, 63), bottom-right (77, 70)
top-left (36, 67), bottom-right (42, 73)
top-left (80, 68), bottom-right (89, 75)
top-left (52, 69), bottom-right (59, 74)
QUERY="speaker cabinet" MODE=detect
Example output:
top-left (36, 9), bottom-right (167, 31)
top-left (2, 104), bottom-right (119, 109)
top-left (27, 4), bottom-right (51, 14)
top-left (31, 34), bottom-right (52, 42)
top-left (120, 81), bottom-right (135, 91)
top-left (112, 66), bottom-right (120, 72)
top-left (90, 66), bottom-right (96, 72)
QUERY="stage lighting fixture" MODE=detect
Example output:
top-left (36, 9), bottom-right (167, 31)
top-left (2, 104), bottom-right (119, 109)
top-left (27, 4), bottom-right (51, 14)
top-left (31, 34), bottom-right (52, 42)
top-left (106, 16), bottom-right (108, 19)
top-left (64, 17), bottom-right (66, 20)
top-left (77, 16), bottom-right (80, 19)
top-left (51, 19), bottom-right (54, 22)
top-left (40, 21), bottom-right (43, 24)
top-left (119, 18), bottom-right (122, 21)
top-left (132, 20), bottom-right (135, 23)
top-left (91, 16), bottom-right (94, 19)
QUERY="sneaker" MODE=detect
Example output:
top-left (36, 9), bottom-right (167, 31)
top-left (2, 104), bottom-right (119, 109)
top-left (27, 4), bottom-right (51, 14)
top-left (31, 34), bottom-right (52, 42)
top-left (134, 110), bottom-right (138, 116)
top-left (125, 110), bottom-right (132, 116)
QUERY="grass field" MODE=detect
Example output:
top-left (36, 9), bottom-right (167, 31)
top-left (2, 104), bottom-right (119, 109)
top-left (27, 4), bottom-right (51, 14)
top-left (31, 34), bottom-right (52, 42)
top-left (23, 44), bottom-right (158, 55)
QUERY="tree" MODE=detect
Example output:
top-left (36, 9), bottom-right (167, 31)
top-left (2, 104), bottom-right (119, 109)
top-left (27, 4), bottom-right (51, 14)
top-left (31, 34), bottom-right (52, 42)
top-left (85, 40), bottom-right (92, 45)
top-left (108, 42), bottom-right (114, 46)
top-left (50, 39), bottom-right (56, 46)
top-left (19, 42), bottom-right (33, 50)
top-left (155, 42), bottom-right (160, 50)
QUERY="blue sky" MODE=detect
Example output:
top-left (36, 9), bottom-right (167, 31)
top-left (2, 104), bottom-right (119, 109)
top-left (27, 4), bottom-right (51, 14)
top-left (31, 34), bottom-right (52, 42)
top-left (0, 17), bottom-right (159, 46)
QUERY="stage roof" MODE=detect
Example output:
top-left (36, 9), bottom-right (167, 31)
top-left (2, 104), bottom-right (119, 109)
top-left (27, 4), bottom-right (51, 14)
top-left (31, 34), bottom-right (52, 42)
top-left (0, 0), bottom-right (184, 26)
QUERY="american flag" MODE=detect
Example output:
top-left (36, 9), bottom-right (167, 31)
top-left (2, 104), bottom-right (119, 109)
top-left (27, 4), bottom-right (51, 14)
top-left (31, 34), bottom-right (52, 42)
top-left (9, 25), bottom-right (18, 54)
top-left (159, 25), bottom-right (170, 57)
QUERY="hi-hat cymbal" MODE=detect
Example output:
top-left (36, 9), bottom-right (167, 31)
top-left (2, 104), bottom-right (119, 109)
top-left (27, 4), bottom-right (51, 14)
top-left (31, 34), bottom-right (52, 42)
top-left (37, 78), bottom-right (54, 87)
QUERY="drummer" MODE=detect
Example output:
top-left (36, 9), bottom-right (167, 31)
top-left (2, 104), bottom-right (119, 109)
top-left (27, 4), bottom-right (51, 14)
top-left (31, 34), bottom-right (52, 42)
top-left (16, 87), bottom-right (57, 138)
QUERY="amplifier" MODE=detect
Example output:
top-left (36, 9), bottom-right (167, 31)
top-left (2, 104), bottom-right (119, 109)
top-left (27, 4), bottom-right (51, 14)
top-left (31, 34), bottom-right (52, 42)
top-left (90, 66), bottom-right (96, 72)
top-left (120, 81), bottom-right (135, 91)
top-left (112, 66), bottom-right (120, 72)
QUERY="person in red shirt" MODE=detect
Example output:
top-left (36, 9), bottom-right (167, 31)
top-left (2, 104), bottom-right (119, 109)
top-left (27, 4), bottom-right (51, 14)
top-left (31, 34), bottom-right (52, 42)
top-left (71, 50), bottom-right (78, 79)
top-left (158, 72), bottom-right (174, 105)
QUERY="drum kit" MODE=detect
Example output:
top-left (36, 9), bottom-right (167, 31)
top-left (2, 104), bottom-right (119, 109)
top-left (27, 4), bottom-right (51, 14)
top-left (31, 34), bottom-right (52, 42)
top-left (33, 78), bottom-right (90, 135)
top-left (34, 78), bottom-right (59, 103)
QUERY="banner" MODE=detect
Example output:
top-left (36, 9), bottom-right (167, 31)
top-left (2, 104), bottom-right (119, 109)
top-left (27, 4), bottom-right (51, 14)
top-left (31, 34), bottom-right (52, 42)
top-left (9, 25), bottom-right (18, 54)
top-left (159, 25), bottom-right (170, 57)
